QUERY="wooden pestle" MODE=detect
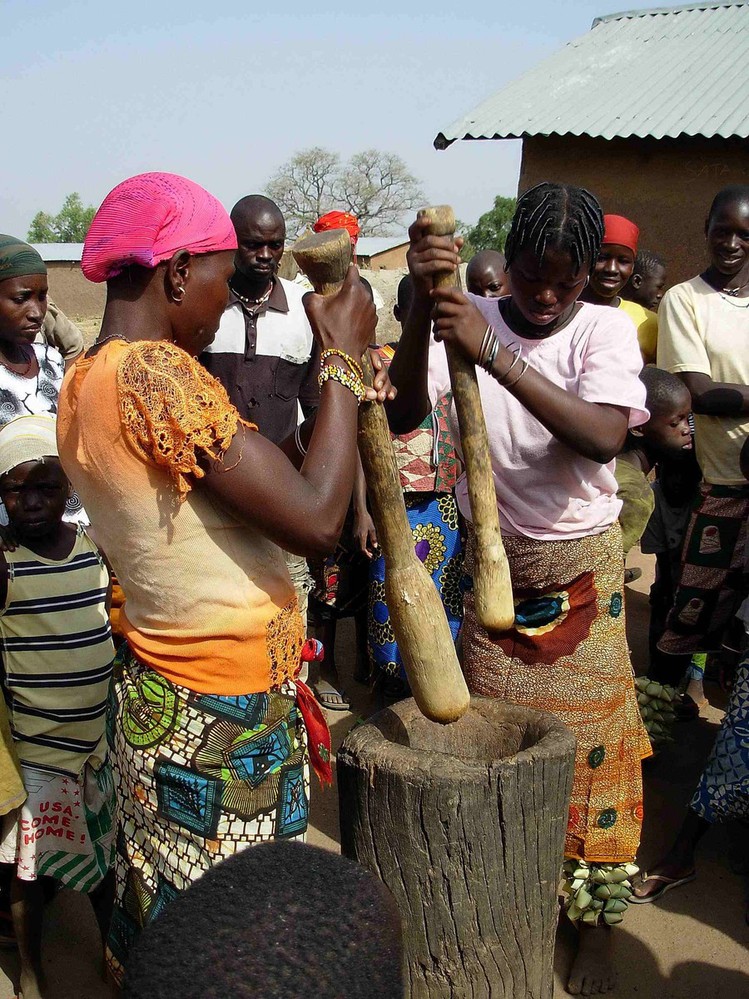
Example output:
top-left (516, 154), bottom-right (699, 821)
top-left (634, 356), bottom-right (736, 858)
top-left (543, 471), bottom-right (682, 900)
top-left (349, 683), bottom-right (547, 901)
top-left (417, 206), bottom-right (515, 632)
top-left (292, 228), bottom-right (470, 724)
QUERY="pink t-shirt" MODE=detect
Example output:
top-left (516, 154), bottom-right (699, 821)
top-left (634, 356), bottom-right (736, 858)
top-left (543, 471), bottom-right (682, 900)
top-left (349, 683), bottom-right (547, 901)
top-left (428, 296), bottom-right (649, 541)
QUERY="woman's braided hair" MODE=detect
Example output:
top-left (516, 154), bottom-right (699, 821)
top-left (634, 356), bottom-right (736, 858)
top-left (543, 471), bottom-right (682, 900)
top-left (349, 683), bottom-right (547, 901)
top-left (504, 182), bottom-right (604, 274)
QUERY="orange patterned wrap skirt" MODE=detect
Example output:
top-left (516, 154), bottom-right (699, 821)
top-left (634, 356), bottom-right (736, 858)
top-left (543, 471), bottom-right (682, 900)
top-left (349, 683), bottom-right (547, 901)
top-left (462, 522), bottom-right (651, 864)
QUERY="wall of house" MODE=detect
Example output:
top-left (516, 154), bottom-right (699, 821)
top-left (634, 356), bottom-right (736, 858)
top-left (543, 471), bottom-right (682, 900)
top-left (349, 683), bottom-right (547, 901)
top-left (45, 261), bottom-right (106, 318)
top-left (359, 244), bottom-right (409, 270)
top-left (519, 135), bottom-right (749, 287)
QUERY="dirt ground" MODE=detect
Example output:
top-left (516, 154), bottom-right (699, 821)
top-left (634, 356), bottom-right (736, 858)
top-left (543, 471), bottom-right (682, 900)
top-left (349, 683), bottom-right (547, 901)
top-left (0, 546), bottom-right (746, 997)
top-left (13, 296), bottom-right (749, 995)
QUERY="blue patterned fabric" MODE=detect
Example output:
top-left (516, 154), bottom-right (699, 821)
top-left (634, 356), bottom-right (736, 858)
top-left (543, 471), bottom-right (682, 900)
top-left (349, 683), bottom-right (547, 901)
top-left (105, 646), bottom-right (309, 983)
top-left (691, 652), bottom-right (749, 823)
top-left (368, 493), bottom-right (465, 680)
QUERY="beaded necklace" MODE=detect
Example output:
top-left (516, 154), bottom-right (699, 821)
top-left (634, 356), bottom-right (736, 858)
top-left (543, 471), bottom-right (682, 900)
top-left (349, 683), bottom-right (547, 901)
top-left (0, 344), bottom-right (35, 377)
top-left (229, 281), bottom-right (273, 308)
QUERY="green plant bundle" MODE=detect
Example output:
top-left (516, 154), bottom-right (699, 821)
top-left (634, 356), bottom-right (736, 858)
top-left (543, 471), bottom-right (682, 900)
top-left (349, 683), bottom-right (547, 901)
top-left (561, 859), bottom-right (638, 926)
top-left (635, 677), bottom-right (677, 748)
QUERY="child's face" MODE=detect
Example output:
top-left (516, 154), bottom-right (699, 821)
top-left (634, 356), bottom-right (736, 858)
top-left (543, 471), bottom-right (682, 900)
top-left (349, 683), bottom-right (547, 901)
top-left (508, 246), bottom-right (588, 329)
top-left (635, 264), bottom-right (666, 311)
top-left (590, 243), bottom-right (636, 299)
top-left (0, 459), bottom-right (69, 540)
top-left (644, 393), bottom-right (693, 457)
top-left (467, 261), bottom-right (510, 299)
top-left (0, 275), bottom-right (48, 346)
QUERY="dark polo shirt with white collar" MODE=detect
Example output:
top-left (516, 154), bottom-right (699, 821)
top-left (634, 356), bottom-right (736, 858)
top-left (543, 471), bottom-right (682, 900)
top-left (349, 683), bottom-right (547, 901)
top-left (200, 277), bottom-right (320, 444)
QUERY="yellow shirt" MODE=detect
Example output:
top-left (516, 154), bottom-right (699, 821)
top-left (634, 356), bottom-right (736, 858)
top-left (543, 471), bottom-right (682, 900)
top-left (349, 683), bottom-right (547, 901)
top-left (57, 341), bottom-right (303, 695)
top-left (657, 276), bottom-right (749, 486)
top-left (618, 299), bottom-right (659, 365)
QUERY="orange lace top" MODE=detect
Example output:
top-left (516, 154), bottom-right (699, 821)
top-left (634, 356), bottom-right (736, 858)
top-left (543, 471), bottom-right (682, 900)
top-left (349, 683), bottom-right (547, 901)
top-left (56, 340), bottom-right (303, 695)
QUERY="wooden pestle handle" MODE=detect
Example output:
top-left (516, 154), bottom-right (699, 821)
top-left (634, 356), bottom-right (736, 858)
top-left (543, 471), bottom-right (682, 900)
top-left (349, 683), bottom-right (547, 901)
top-left (417, 207), bottom-right (515, 632)
top-left (292, 229), bottom-right (470, 724)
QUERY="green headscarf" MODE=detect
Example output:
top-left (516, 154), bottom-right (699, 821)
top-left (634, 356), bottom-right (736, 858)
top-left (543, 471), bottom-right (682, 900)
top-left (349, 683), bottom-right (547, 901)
top-left (0, 235), bottom-right (46, 283)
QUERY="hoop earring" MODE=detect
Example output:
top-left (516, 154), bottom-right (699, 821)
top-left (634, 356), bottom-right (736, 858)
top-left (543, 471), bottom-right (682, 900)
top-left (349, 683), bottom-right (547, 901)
top-left (172, 287), bottom-right (185, 303)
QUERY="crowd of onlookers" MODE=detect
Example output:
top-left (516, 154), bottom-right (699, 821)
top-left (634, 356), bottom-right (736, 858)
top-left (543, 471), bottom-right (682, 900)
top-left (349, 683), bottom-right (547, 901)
top-left (0, 175), bottom-right (745, 998)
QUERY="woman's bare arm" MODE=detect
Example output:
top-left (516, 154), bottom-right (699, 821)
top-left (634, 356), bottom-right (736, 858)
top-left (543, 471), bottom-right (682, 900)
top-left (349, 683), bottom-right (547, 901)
top-left (680, 371), bottom-right (749, 416)
top-left (201, 267), bottom-right (379, 556)
top-left (386, 218), bottom-right (463, 435)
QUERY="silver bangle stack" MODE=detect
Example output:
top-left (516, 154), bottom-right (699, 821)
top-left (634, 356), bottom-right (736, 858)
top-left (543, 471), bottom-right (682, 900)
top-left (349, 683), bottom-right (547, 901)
top-left (503, 357), bottom-right (530, 388)
top-left (476, 325), bottom-right (500, 373)
top-left (476, 328), bottom-right (531, 387)
top-left (497, 344), bottom-right (522, 384)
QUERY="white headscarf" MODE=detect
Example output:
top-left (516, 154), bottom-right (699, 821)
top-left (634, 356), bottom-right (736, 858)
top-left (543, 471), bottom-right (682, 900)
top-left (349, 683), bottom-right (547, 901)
top-left (0, 416), bottom-right (59, 478)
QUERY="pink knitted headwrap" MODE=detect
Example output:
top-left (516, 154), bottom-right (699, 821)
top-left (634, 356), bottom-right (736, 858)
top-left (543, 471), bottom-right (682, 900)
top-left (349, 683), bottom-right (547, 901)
top-left (82, 172), bottom-right (237, 283)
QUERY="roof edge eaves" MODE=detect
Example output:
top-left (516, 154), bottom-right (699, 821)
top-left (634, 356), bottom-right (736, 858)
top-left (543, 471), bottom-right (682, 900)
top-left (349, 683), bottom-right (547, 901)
top-left (435, 126), bottom-right (749, 148)
top-left (592, 1), bottom-right (748, 28)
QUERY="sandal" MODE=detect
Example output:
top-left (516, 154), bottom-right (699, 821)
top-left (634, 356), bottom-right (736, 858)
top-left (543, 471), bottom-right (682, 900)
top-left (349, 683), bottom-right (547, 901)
top-left (312, 679), bottom-right (350, 712)
top-left (630, 870), bottom-right (696, 904)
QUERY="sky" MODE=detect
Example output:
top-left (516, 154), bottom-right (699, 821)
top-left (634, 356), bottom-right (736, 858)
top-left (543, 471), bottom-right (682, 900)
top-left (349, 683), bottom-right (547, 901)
top-left (1, 1), bottom-right (681, 239)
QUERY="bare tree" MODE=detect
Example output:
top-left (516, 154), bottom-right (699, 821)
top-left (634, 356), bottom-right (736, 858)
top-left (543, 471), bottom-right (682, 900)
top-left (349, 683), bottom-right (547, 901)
top-left (334, 150), bottom-right (424, 236)
top-left (265, 147), bottom-right (424, 238)
top-left (265, 147), bottom-right (339, 237)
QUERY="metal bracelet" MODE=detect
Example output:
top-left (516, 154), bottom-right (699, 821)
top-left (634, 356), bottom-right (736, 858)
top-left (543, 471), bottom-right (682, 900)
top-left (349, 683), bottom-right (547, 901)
top-left (477, 324), bottom-right (493, 368)
top-left (503, 358), bottom-right (529, 388)
top-left (497, 344), bottom-right (521, 384)
top-left (295, 424), bottom-right (308, 457)
top-left (482, 335), bottom-right (500, 373)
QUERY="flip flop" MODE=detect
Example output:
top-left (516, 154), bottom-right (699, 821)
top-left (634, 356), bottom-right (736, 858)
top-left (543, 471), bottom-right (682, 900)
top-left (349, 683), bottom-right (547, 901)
top-left (630, 870), bottom-right (696, 904)
top-left (312, 679), bottom-right (350, 712)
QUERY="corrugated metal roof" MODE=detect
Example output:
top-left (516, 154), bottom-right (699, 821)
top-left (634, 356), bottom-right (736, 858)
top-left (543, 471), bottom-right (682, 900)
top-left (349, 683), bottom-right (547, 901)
top-left (435, 3), bottom-right (749, 147)
top-left (356, 236), bottom-right (409, 257)
top-left (31, 243), bottom-right (84, 262)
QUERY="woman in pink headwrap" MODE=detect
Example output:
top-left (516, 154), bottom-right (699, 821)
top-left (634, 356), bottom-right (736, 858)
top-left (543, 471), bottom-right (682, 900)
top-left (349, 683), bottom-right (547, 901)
top-left (56, 172), bottom-right (386, 981)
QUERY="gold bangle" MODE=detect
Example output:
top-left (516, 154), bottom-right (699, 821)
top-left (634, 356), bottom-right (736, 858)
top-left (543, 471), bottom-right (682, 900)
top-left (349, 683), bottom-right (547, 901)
top-left (318, 362), bottom-right (366, 404)
top-left (320, 348), bottom-right (364, 382)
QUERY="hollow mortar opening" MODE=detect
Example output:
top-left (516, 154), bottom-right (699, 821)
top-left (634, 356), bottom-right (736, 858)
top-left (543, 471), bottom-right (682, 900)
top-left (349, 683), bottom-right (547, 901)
top-left (374, 702), bottom-right (550, 765)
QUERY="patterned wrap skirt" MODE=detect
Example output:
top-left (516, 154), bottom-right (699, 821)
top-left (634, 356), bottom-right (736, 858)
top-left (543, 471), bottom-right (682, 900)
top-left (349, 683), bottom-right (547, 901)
top-left (462, 521), bottom-right (651, 864)
top-left (659, 483), bottom-right (749, 656)
top-left (368, 492), bottom-right (465, 679)
top-left (105, 645), bottom-right (309, 984)
top-left (691, 648), bottom-right (749, 824)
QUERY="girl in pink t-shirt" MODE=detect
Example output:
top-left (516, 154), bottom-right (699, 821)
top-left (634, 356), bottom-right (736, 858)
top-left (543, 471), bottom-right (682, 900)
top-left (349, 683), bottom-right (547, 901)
top-left (387, 183), bottom-right (650, 996)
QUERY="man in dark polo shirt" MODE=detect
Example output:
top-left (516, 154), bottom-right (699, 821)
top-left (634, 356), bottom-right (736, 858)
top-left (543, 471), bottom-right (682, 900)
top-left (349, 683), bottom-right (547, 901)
top-left (201, 195), bottom-right (319, 442)
top-left (200, 195), bottom-right (319, 653)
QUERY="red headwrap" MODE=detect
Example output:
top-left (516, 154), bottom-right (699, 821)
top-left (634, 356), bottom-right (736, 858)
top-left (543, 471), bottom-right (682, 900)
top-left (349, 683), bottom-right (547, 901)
top-left (602, 214), bottom-right (639, 255)
top-left (82, 172), bottom-right (237, 283)
top-left (312, 211), bottom-right (360, 246)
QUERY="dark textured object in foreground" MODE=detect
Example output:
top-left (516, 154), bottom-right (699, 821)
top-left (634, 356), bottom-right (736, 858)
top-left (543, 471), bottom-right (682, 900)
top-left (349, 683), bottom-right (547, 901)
top-left (122, 840), bottom-right (403, 999)
top-left (338, 696), bottom-right (575, 999)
